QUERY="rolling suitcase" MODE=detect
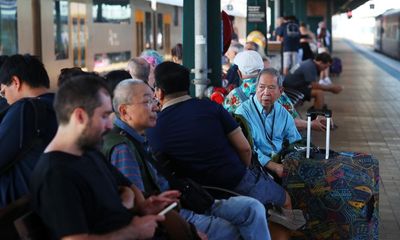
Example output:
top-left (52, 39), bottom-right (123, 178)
top-left (281, 110), bottom-right (379, 240)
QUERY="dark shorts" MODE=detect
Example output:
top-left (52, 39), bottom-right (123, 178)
top-left (296, 85), bottom-right (312, 101)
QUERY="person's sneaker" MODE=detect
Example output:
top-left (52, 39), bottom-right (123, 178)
top-left (268, 208), bottom-right (306, 230)
top-left (318, 77), bottom-right (332, 85)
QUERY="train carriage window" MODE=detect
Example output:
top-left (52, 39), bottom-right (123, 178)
top-left (94, 51), bottom-right (131, 72)
top-left (173, 6), bottom-right (179, 26)
top-left (157, 13), bottom-right (163, 49)
top-left (145, 12), bottom-right (153, 49)
top-left (0, 0), bottom-right (18, 55)
top-left (54, 0), bottom-right (69, 60)
top-left (93, 0), bottom-right (131, 24)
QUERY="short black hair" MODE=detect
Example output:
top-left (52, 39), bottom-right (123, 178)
top-left (154, 61), bottom-right (190, 95)
top-left (171, 43), bottom-right (183, 60)
top-left (58, 67), bottom-right (84, 87)
top-left (104, 70), bottom-right (132, 94)
top-left (54, 74), bottom-right (110, 124)
top-left (315, 52), bottom-right (332, 64)
top-left (0, 54), bottom-right (50, 88)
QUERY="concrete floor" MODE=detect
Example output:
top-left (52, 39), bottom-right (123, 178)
top-left (297, 39), bottom-right (400, 239)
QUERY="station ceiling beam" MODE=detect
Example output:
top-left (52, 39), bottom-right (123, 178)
top-left (333, 0), bottom-right (369, 14)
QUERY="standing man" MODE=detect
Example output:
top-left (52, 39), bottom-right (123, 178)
top-left (31, 75), bottom-right (178, 239)
top-left (277, 16), bottom-right (301, 75)
top-left (0, 54), bottom-right (57, 207)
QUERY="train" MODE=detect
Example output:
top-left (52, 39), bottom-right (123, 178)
top-left (0, 0), bottom-right (184, 88)
top-left (374, 9), bottom-right (400, 59)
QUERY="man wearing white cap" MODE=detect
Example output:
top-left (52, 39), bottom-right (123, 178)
top-left (223, 50), bottom-right (264, 113)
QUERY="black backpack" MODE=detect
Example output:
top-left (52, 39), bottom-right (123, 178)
top-left (0, 98), bottom-right (50, 175)
top-left (286, 22), bottom-right (300, 38)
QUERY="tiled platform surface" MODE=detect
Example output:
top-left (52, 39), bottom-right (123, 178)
top-left (297, 39), bottom-right (400, 239)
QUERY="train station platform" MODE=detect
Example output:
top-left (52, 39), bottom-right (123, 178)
top-left (297, 38), bottom-right (400, 239)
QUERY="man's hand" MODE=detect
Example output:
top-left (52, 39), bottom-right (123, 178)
top-left (329, 84), bottom-right (343, 94)
top-left (130, 215), bottom-right (165, 239)
top-left (138, 190), bottom-right (181, 215)
top-left (197, 231), bottom-right (208, 240)
top-left (266, 161), bottom-right (284, 178)
top-left (311, 115), bottom-right (327, 131)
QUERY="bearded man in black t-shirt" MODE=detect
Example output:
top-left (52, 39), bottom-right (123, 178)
top-left (30, 75), bottom-right (180, 240)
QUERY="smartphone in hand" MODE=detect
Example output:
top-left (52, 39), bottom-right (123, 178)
top-left (157, 202), bottom-right (178, 216)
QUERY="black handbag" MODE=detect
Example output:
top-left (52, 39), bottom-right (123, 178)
top-left (151, 152), bottom-right (214, 214)
top-left (167, 177), bottom-right (214, 214)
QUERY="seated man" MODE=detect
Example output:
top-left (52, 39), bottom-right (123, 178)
top-left (147, 62), bottom-right (305, 231)
top-left (283, 52), bottom-right (343, 110)
top-left (103, 79), bottom-right (271, 240)
top-left (0, 54), bottom-right (57, 207)
top-left (236, 68), bottom-right (302, 177)
top-left (223, 50), bottom-right (329, 132)
top-left (31, 75), bottom-right (179, 239)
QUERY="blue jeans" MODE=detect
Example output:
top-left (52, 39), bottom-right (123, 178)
top-left (234, 166), bottom-right (286, 206)
top-left (180, 196), bottom-right (270, 240)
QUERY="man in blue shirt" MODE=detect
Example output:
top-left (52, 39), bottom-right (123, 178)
top-left (147, 62), bottom-right (305, 231)
top-left (103, 79), bottom-right (271, 240)
top-left (0, 54), bottom-right (57, 207)
top-left (236, 68), bottom-right (301, 177)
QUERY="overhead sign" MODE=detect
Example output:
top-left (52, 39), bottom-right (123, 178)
top-left (247, 5), bottom-right (265, 23)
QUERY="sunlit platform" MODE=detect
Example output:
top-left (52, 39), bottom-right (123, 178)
top-left (297, 38), bottom-right (400, 239)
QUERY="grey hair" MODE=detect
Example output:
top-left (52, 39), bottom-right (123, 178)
top-left (255, 67), bottom-right (284, 87)
top-left (113, 79), bottom-right (146, 117)
top-left (127, 57), bottom-right (150, 82)
top-left (228, 42), bottom-right (244, 54)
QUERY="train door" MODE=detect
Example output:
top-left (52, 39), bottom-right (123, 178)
top-left (163, 14), bottom-right (171, 54)
top-left (374, 17), bottom-right (382, 51)
top-left (135, 10), bottom-right (144, 56)
top-left (70, 2), bottom-right (87, 68)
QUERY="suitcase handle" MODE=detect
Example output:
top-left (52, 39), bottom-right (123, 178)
top-left (306, 110), bottom-right (332, 159)
top-left (306, 109), bottom-right (332, 118)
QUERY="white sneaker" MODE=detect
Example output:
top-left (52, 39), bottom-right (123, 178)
top-left (268, 208), bottom-right (306, 230)
top-left (318, 77), bottom-right (332, 85)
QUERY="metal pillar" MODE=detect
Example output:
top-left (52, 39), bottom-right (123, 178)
top-left (207, 0), bottom-right (221, 88)
top-left (193, 0), bottom-right (209, 98)
top-left (274, 0), bottom-right (280, 23)
top-left (182, 0), bottom-right (195, 96)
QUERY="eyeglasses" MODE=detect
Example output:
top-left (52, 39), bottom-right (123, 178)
top-left (129, 98), bottom-right (159, 108)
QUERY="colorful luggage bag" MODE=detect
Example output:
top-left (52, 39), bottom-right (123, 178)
top-left (282, 111), bottom-right (379, 239)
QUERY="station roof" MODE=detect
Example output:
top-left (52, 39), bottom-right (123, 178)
top-left (333, 0), bottom-right (370, 14)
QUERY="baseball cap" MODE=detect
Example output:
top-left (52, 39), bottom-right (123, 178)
top-left (233, 50), bottom-right (264, 76)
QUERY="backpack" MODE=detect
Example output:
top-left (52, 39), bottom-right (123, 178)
top-left (0, 98), bottom-right (50, 176)
top-left (286, 22), bottom-right (300, 38)
top-left (330, 57), bottom-right (342, 75)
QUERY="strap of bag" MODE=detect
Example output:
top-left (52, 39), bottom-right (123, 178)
top-left (0, 98), bottom-right (47, 175)
top-left (235, 86), bottom-right (248, 103)
top-left (113, 130), bottom-right (160, 194)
